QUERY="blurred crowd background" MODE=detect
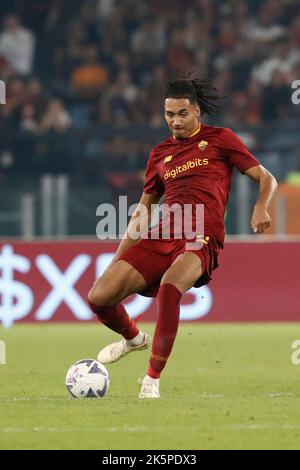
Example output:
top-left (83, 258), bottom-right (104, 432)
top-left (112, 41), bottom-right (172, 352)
top-left (0, 0), bottom-right (299, 236)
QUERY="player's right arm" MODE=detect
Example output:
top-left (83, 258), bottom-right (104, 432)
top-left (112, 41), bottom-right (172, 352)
top-left (105, 148), bottom-right (163, 270)
top-left (105, 192), bottom-right (160, 272)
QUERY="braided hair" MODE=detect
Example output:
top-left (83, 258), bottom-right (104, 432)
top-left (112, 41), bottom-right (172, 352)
top-left (164, 78), bottom-right (223, 116)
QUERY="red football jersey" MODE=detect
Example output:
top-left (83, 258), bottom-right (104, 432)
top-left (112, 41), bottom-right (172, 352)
top-left (143, 123), bottom-right (260, 245)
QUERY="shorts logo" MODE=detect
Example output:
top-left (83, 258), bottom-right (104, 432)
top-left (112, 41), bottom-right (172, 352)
top-left (196, 235), bottom-right (210, 244)
top-left (198, 140), bottom-right (208, 151)
top-left (164, 155), bottom-right (173, 163)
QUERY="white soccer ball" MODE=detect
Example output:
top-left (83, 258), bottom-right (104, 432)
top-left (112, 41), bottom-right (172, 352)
top-left (65, 359), bottom-right (110, 398)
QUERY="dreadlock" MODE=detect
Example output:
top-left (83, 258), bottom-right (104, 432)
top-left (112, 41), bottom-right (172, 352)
top-left (164, 78), bottom-right (223, 116)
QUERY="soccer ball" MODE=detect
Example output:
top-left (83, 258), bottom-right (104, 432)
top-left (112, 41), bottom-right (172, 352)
top-left (65, 359), bottom-right (110, 398)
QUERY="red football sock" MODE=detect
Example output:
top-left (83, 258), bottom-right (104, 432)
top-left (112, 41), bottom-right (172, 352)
top-left (88, 301), bottom-right (139, 340)
top-left (147, 283), bottom-right (182, 379)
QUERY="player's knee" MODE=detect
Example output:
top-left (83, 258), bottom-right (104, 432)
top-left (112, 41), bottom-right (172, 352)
top-left (87, 281), bottom-right (118, 307)
top-left (87, 289), bottom-right (98, 306)
top-left (160, 273), bottom-right (180, 289)
top-left (160, 277), bottom-right (188, 294)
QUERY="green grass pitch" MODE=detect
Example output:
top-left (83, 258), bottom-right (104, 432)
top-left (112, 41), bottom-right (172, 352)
top-left (0, 323), bottom-right (300, 450)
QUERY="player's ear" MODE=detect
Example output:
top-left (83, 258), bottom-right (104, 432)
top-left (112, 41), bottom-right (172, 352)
top-left (196, 105), bottom-right (200, 117)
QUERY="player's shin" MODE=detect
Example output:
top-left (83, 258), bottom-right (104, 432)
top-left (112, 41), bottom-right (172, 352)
top-left (147, 283), bottom-right (182, 378)
top-left (88, 301), bottom-right (139, 340)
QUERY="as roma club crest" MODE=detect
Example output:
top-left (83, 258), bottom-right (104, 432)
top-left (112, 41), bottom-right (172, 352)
top-left (198, 140), bottom-right (208, 151)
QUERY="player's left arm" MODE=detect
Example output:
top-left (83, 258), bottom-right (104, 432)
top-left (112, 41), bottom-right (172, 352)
top-left (244, 164), bottom-right (278, 234)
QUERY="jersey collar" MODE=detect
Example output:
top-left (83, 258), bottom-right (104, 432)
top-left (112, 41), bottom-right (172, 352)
top-left (171, 124), bottom-right (203, 144)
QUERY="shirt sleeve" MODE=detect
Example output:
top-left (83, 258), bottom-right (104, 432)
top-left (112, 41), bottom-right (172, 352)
top-left (143, 149), bottom-right (165, 197)
top-left (220, 128), bottom-right (260, 173)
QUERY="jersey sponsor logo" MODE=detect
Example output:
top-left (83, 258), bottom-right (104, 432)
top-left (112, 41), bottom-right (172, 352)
top-left (198, 140), bottom-right (208, 151)
top-left (164, 155), bottom-right (173, 163)
top-left (163, 158), bottom-right (209, 180)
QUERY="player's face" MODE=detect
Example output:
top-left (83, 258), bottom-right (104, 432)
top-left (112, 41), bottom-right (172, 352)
top-left (165, 98), bottom-right (200, 139)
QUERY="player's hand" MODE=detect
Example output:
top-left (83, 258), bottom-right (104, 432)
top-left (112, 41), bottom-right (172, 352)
top-left (251, 205), bottom-right (271, 233)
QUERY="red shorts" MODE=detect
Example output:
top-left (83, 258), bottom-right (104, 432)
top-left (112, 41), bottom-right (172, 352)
top-left (118, 237), bottom-right (222, 297)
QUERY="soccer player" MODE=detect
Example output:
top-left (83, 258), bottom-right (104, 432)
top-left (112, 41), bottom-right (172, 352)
top-left (88, 78), bottom-right (277, 398)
